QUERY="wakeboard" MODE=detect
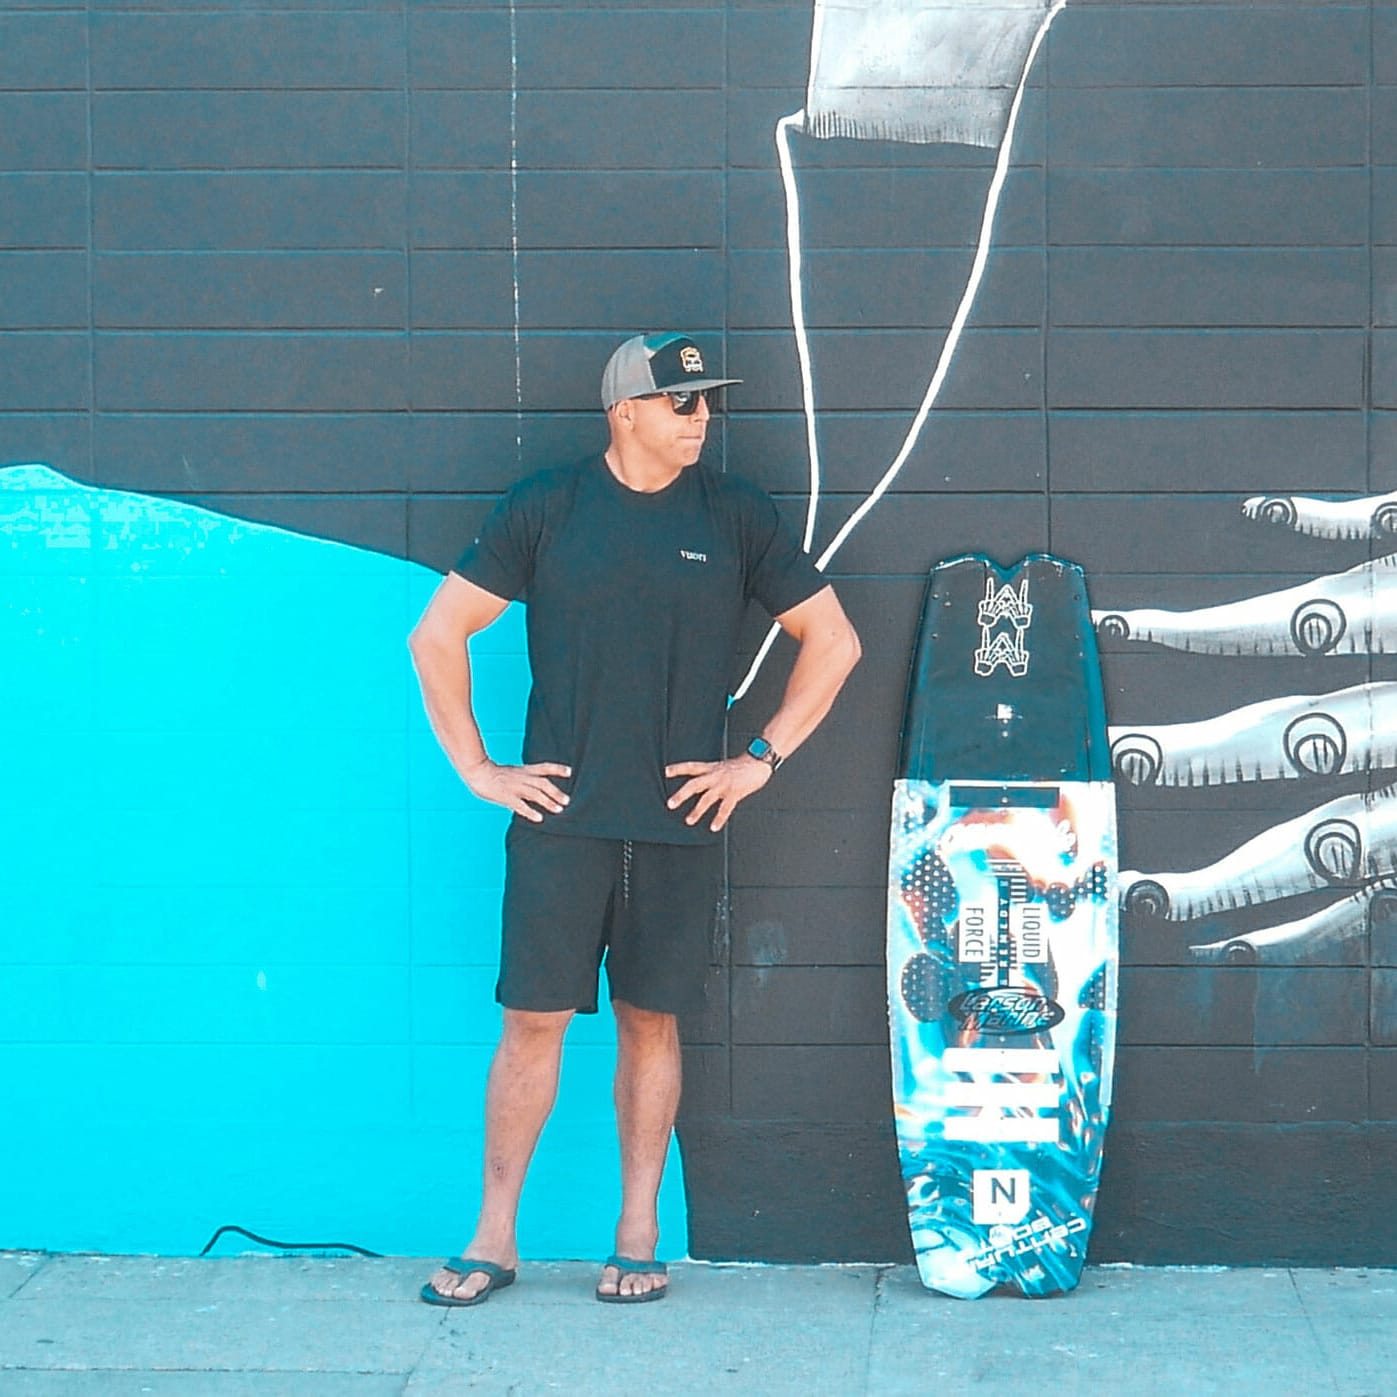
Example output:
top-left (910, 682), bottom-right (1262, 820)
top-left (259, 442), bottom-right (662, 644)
top-left (887, 553), bottom-right (1118, 1298)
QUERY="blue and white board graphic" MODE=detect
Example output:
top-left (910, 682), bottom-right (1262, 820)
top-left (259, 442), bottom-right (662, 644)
top-left (888, 554), bottom-right (1118, 1298)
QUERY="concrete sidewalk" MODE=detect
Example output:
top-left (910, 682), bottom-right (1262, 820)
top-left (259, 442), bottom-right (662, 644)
top-left (1, 1253), bottom-right (1394, 1395)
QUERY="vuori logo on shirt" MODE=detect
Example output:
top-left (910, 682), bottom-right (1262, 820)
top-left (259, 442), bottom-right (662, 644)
top-left (679, 549), bottom-right (708, 564)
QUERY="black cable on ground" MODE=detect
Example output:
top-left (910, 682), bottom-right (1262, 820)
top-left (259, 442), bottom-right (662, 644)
top-left (198, 1225), bottom-right (382, 1258)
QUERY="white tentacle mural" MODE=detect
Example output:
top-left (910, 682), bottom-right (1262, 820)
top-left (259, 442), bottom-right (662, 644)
top-left (1094, 556), bottom-right (1396, 658)
top-left (1188, 880), bottom-right (1397, 967)
top-left (1242, 491), bottom-right (1397, 542)
top-left (1121, 787), bottom-right (1397, 922)
top-left (1101, 493), bottom-right (1397, 982)
top-left (1110, 682), bottom-right (1397, 787)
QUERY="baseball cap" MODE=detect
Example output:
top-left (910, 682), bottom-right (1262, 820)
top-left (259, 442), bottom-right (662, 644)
top-left (600, 332), bottom-right (742, 410)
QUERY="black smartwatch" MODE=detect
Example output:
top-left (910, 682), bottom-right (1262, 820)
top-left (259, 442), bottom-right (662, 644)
top-left (746, 737), bottom-right (784, 772)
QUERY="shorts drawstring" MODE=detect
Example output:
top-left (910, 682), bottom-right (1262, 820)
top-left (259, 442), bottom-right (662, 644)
top-left (622, 839), bottom-right (633, 906)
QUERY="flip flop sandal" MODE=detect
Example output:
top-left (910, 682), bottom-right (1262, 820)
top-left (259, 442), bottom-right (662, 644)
top-left (419, 1257), bottom-right (517, 1308)
top-left (596, 1253), bottom-right (669, 1304)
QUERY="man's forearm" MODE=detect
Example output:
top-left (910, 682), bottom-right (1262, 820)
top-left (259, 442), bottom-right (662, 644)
top-left (757, 615), bottom-right (861, 763)
top-left (409, 636), bottom-right (491, 781)
top-left (665, 594), bottom-right (858, 832)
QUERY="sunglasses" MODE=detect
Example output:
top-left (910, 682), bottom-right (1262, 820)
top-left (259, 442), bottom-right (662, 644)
top-left (638, 388), bottom-right (720, 416)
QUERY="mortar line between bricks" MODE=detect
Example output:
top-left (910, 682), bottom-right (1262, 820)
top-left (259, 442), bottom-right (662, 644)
top-left (84, 0), bottom-right (95, 460)
top-left (1041, 4), bottom-right (1053, 544)
top-left (508, 0), bottom-right (522, 471)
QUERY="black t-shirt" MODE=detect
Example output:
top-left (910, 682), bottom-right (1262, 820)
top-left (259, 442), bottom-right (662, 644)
top-left (452, 455), bottom-right (826, 844)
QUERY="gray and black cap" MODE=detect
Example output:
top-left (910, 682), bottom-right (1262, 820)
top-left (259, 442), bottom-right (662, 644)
top-left (600, 332), bottom-right (742, 410)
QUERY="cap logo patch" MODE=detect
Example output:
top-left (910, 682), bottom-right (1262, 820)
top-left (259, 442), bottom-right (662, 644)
top-left (679, 346), bottom-right (704, 374)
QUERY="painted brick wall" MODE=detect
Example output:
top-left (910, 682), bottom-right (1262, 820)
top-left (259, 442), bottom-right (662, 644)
top-left (2, 1), bottom-right (1394, 1264)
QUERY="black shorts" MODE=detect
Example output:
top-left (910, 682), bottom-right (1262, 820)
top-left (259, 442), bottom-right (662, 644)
top-left (497, 821), bottom-right (724, 1016)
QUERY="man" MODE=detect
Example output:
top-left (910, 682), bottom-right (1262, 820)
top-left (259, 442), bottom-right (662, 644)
top-left (408, 332), bottom-right (860, 1305)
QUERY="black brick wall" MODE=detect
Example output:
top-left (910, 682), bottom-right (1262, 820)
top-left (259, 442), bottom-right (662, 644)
top-left (3, 0), bottom-right (1395, 1264)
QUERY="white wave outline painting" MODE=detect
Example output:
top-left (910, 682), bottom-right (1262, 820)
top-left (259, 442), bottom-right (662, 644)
top-left (735, 0), bottom-right (1066, 699)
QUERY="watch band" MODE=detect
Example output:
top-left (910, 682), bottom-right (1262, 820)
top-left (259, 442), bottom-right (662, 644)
top-left (747, 736), bottom-right (784, 772)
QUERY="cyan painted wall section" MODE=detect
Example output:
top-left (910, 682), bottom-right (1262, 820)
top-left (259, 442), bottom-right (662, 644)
top-left (0, 465), bottom-right (689, 1256)
top-left (2, 1), bottom-right (1395, 1265)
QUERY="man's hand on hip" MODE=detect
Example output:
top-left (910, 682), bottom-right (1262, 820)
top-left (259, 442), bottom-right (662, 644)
top-left (462, 759), bottom-right (572, 822)
top-left (665, 757), bottom-right (771, 833)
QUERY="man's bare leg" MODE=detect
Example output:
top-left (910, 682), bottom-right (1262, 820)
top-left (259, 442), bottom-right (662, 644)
top-left (426, 1007), bottom-right (573, 1302)
top-left (598, 999), bottom-right (681, 1300)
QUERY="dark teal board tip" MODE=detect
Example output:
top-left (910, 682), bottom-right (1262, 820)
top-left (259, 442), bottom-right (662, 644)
top-left (898, 553), bottom-right (1111, 784)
